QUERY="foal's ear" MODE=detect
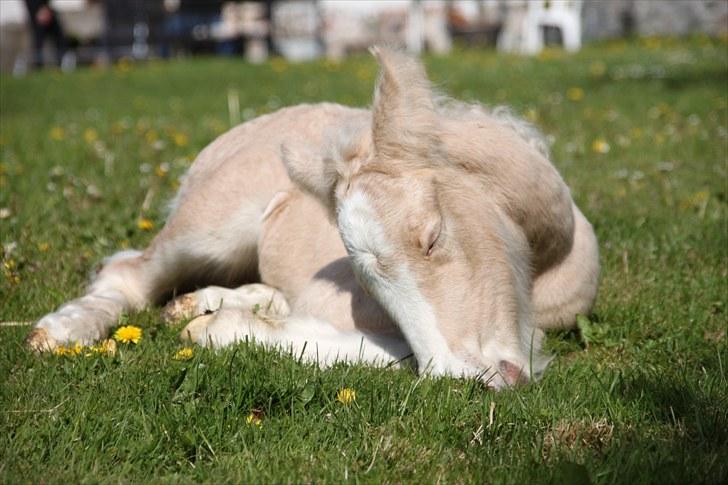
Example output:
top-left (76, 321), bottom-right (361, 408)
top-left (281, 123), bottom-right (370, 211)
top-left (370, 46), bottom-right (440, 161)
top-left (280, 141), bottom-right (338, 210)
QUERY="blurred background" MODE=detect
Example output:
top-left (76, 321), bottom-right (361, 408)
top-left (1, 0), bottom-right (726, 75)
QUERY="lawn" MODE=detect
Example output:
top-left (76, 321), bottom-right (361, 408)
top-left (1, 37), bottom-right (726, 483)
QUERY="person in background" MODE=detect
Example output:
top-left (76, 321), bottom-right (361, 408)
top-left (23, 0), bottom-right (75, 70)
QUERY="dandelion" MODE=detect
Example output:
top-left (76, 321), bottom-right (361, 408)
top-left (172, 132), bottom-right (189, 147)
top-left (116, 57), bottom-right (132, 73)
top-left (566, 87), bottom-right (584, 102)
top-left (113, 325), bottom-right (142, 344)
top-left (589, 61), bottom-right (607, 77)
top-left (246, 411), bottom-right (263, 427)
top-left (591, 138), bottom-right (610, 154)
top-left (54, 343), bottom-right (83, 357)
top-left (49, 126), bottom-right (65, 141)
top-left (145, 129), bottom-right (158, 144)
top-left (137, 218), bottom-right (154, 231)
top-left (111, 122), bottom-right (126, 135)
top-left (96, 339), bottom-right (117, 355)
top-left (630, 127), bottom-right (643, 139)
top-left (355, 66), bottom-right (372, 81)
top-left (524, 108), bottom-right (539, 122)
top-left (83, 128), bottom-right (98, 144)
top-left (173, 347), bottom-right (194, 361)
top-left (323, 58), bottom-right (340, 71)
top-left (270, 57), bottom-right (287, 73)
top-left (38, 242), bottom-right (50, 252)
top-left (84, 339), bottom-right (117, 357)
top-left (155, 162), bottom-right (170, 178)
top-left (336, 387), bottom-right (356, 405)
top-left (3, 258), bottom-right (20, 285)
top-left (679, 189), bottom-right (710, 211)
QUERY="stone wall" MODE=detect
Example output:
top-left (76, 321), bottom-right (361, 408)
top-left (582, 0), bottom-right (728, 40)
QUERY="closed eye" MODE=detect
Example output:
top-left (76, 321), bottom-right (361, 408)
top-left (423, 219), bottom-right (442, 258)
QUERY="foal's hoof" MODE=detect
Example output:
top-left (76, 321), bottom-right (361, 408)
top-left (162, 293), bottom-right (198, 324)
top-left (180, 313), bottom-right (215, 344)
top-left (25, 327), bottom-right (57, 353)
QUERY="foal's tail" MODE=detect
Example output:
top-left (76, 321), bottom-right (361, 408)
top-left (532, 204), bottom-right (600, 329)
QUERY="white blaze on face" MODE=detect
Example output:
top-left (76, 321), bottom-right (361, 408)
top-left (336, 190), bottom-right (478, 377)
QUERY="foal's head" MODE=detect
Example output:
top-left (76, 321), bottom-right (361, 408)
top-left (283, 47), bottom-right (558, 386)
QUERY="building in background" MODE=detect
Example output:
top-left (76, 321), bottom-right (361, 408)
top-left (1, 0), bottom-right (726, 74)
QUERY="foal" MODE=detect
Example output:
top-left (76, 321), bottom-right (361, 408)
top-left (27, 47), bottom-right (599, 388)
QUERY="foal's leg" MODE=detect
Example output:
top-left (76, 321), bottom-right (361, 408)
top-left (162, 283), bottom-right (290, 324)
top-left (26, 198), bottom-right (265, 351)
top-left (182, 307), bottom-right (412, 367)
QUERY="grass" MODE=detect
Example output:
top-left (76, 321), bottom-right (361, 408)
top-left (1, 37), bottom-right (727, 483)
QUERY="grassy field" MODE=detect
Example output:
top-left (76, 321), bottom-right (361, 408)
top-left (1, 37), bottom-right (726, 483)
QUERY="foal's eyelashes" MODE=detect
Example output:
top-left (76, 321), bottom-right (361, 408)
top-left (419, 216), bottom-right (442, 258)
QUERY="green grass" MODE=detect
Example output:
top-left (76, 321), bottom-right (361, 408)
top-left (1, 37), bottom-right (727, 483)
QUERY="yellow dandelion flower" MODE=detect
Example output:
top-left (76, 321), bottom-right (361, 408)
top-left (53, 346), bottom-right (68, 356)
top-left (246, 412), bottom-right (263, 427)
top-left (172, 132), bottom-right (189, 147)
top-left (589, 61), bottom-right (607, 77)
top-left (38, 242), bottom-right (50, 252)
top-left (355, 66), bottom-right (372, 81)
top-left (336, 387), bottom-right (356, 405)
top-left (97, 338), bottom-right (117, 356)
top-left (137, 218), bottom-right (154, 231)
top-left (643, 36), bottom-right (661, 50)
top-left (116, 57), bottom-right (132, 73)
top-left (49, 126), bottom-right (66, 141)
top-left (54, 342), bottom-right (83, 357)
top-left (566, 87), bottom-right (584, 102)
top-left (154, 165), bottom-right (168, 178)
top-left (591, 138), bottom-right (610, 154)
top-left (173, 347), bottom-right (194, 361)
top-left (83, 128), bottom-right (98, 144)
top-left (270, 57), bottom-right (287, 73)
top-left (145, 129), bottom-right (158, 144)
top-left (524, 108), bottom-right (539, 122)
top-left (323, 58), bottom-right (340, 71)
top-left (111, 122), bottom-right (125, 135)
top-left (113, 325), bottom-right (142, 344)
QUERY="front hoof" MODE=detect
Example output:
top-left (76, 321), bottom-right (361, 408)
top-left (162, 293), bottom-right (198, 324)
top-left (25, 327), bottom-right (57, 353)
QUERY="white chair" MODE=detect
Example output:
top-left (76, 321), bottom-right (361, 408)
top-left (498, 0), bottom-right (582, 55)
